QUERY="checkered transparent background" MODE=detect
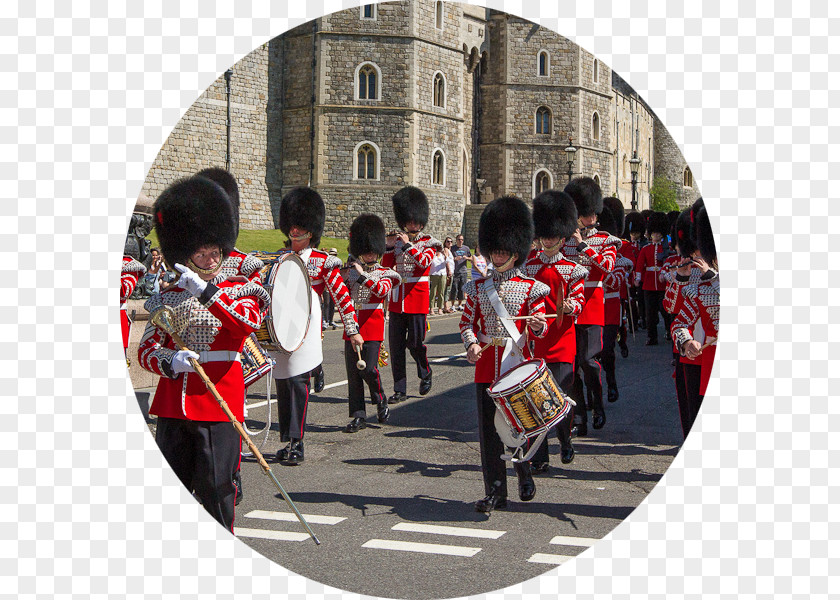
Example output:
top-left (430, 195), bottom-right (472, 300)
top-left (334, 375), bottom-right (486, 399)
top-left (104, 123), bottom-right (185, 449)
top-left (2, 0), bottom-right (836, 598)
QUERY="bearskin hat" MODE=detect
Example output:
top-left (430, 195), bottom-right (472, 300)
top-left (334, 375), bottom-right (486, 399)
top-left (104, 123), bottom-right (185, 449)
top-left (532, 190), bottom-right (578, 241)
top-left (279, 187), bottom-right (326, 248)
top-left (392, 186), bottom-right (429, 230)
top-left (478, 195), bottom-right (533, 268)
top-left (597, 204), bottom-right (619, 237)
top-left (196, 167), bottom-right (239, 235)
top-left (349, 213), bottom-right (386, 258)
top-left (624, 211), bottom-right (645, 238)
top-left (690, 198), bottom-right (716, 265)
top-left (602, 197), bottom-right (625, 237)
top-left (153, 176), bottom-right (237, 268)
top-left (673, 208), bottom-right (697, 258)
top-left (646, 211), bottom-right (670, 237)
top-left (563, 176), bottom-right (603, 217)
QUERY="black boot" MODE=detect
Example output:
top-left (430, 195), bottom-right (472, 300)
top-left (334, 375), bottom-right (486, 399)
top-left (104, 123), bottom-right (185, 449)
top-left (389, 391), bottom-right (406, 404)
top-left (233, 470), bottom-right (243, 506)
top-left (419, 372), bottom-right (433, 396)
top-left (313, 367), bottom-right (325, 393)
top-left (275, 442), bottom-right (292, 462)
top-left (514, 462), bottom-right (536, 502)
top-left (558, 423), bottom-right (575, 464)
top-left (377, 402), bottom-right (390, 423)
top-left (475, 481), bottom-right (507, 513)
top-left (344, 417), bottom-right (367, 433)
top-left (286, 439), bottom-right (304, 464)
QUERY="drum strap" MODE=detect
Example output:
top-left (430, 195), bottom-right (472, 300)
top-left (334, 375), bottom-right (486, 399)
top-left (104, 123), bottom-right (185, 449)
top-left (482, 278), bottom-right (526, 366)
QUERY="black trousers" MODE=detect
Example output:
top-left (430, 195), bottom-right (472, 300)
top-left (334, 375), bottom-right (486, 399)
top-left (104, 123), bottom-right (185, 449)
top-left (275, 372), bottom-right (310, 442)
top-left (449, 272), bottom-right (469, 302)
top-left (156, 417), bottom-right (241, 532)
top-left (571, 324), bottom-right (603, 424)
top-left (388, 312), bottom-right (431, 394)
top-left (531, 361), bottom-right (575, 465)
top-left (345, 340), bottom-right (386, 417)
top-left (633, 285), bottom-right (646, 327)
top-left (675, 361), bottom-right (704, 437)
top-left (601, 324), bottom-right (619, 390)
top-left (476, 383), bottom-right (510, 497)
top-left (643, 289), bottom-right (670, 342)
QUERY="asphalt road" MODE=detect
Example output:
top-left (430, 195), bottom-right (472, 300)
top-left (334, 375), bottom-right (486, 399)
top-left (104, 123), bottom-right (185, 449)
top-left (139, 313), bottom-right (683, 599)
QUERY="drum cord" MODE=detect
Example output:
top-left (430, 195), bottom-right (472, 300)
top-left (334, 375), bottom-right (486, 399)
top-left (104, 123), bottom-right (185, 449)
top-left (242, 364), bottom-right (273, 457)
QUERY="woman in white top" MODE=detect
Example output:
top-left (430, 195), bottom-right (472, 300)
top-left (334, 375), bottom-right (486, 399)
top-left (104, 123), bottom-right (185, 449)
top-left (442, 237), bottom-right (455, 312)
top-left (429, 248), bottom-right (448, 314)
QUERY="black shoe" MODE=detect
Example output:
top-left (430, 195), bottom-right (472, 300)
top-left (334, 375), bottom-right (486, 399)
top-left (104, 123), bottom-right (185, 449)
top-left (531, 461), bottom-right (550, 475)
top-left (572, 420), bottom-right (588, 437)
top-left (592, 409), bottom-right (606, 430)
top-left (344, 417), bottom-right (367, 433)
top-left (645, 339), bottom-right (658, 346)
top-left (419, 373), bottom-right (433, 396)
top-left (233, 471), bottom-right (243, 506)
top-left (475, 490), bottom-right (507, 513)
top-left (619, 344), bottom-right (629, 358)
top-left (516, 465), bottom-right (536, 502)
top-left (313, 368), bottom-right (325, 393)
top-left (389, 391), bottom-right (406, 404)
top-left (377, 403), bottom-right (390, 423)
top-left (560, 441), bottom-right (575, 464)
top-left (607, 387), bottom-right (619, 403)
top-left (287, 439), bottom-right (304, 464)
top-left (275, 442), bottom-right (291, 462)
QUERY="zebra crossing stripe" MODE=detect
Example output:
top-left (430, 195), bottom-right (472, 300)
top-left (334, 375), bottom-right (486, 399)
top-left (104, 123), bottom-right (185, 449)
top-left (244, 510), bottom-right (346, 525)
top-left (527, 553), bottom-right (575, 565)
top-left (235, 528), bottom-right (310, 542)
top-left (362, 539), bottom-right (481, 557)
top-left (549, 535), bottom-right (598, 547)
top-left (391, 522), bottom-right (505, 539)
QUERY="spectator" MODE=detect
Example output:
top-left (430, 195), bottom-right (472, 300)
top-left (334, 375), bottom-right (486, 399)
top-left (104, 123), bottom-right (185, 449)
top-left (449, 234), bottom-right (471, 310)
top-left (471, 247), bottom-right (489, 280)
top-left (442, 237), bottom-right (455, 312)
top-left (429, 247), bottom-right (448, 314)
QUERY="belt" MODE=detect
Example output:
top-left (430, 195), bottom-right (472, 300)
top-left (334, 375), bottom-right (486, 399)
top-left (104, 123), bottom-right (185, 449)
top-left (198, 350), bottom-right (242, 363)
top-left (403, 276), bottom-right (429, 283)
top-left (477, 333), bottom-right (508, 346)
top-left (311, 278), bottom-right (324, 285)
top-left (359, 302), bottom-right (383, 311)
top-left (646, 266), bottom-right (661, 271)
top-left (604, 292), bottom-right (620, 299)
top-left (583, 280), bottom-right (603, 288)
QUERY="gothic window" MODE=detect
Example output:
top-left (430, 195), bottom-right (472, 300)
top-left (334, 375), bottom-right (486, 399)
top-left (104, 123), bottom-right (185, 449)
top-left (538, 51), bottom-right (549, 77)
top-left (536, 106), bottom-right (551, 135)
top-left (361, 4), bottom-right (376, 19)
top-left (354, 142), bottom-right (379, 180)
top-left (435, 1), bottom-right (443, 30)
top-left (534, 170), bottom-right (552, 197)
top-left (432, 149), bottom-right (445, 186)
top-left (593, 58), bottom-right (599, 84)
top-left (592, 111), bottom-right (600, 141)
top-left (684, 167), bottom-right (693, 187)
top-left (593, 174), bottom-right (601, 188)
top-left (356, 62), bottom-right (380, 100)
top-left (433, 72), bottom-right (446, 108)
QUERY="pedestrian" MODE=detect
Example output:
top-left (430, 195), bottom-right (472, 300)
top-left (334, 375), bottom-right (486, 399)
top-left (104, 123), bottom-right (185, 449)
top-left (442, 237), bottom-right (455, 312)
top-left (429, 247), bottom-right (447, 314)
top-left (449, 234), bottom-right (472, 310)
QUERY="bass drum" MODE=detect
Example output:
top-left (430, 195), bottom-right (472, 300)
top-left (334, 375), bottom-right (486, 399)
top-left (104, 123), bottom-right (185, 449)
top-left (255, 252), bottom-right (312, 353)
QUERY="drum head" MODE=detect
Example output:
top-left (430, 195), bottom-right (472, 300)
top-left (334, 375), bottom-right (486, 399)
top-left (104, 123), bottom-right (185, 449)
top-left (267, 253), bottom-right (312, 352)
top-left (488, 359), bottom-right (542, 396)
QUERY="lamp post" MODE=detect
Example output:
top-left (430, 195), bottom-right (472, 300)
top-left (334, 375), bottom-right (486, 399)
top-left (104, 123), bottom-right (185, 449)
top-left (629, 150), bottom-right (641, 211)
top-left (564, 137), bottom-right (577, 183)
top-left (224, 69), bottom-right (233, 171)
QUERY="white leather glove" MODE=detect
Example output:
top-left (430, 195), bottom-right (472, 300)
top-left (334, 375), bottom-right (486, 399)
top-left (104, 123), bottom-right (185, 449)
top-left (171, 349), bottom-right (199, 374)
top-left (174, 263), bottom-right (208, 297)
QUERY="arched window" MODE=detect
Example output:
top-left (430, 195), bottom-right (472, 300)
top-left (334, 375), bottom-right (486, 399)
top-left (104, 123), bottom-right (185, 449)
top-left (433, 72), bottom-right (446, 108)
top-left (533, 170), bottom-right (552, 197)
top-left (356, 62), bottom-right (380, 100)
top-left (432, 149), bottom-right (445, 186)
top-left (593, 174), bottom-right (601, 188)
top-left (593, 58), bottom-right (599, 84)
top-left (354, 141), bottom-right (380, 180)
top-left (592, 111), bottom-right (600, 141)
top-left (536, 106), bottom-right (551, 135)
top-left (435, 1), bottom-right (443, 30)
top-left (361, 4), bottom-right (376, 19)
top-left (684, 167), bottom-right (693, 187)
top-left (538, 51), bottom-right (549, 77)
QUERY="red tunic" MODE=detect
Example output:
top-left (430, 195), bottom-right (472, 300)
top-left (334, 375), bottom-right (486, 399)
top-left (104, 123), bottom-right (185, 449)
top-left (562, 230), bottom-right (620, 327)
top-left (603, 255), bottom-right (634, 326)
top-left (671, 273), bottom-right (720, 395)
top-left (664, 262), bottom-right (704, 364)
top-left (342, 264), bottom-right (401, 342)
top-left (459, 269), bottom-right (549, 384)
top-left (523, 251), bottom-right (587, 364)
top-left (301, 248), bottom-right (359, 336)
top-left (381, 233), bottom-right (442, 314)
top-left (634, 242), bottom-right (670, 292)
top-left (139, 276), bottom-right (270, 422)
top-left (121, 256), bottom-right (146, 352)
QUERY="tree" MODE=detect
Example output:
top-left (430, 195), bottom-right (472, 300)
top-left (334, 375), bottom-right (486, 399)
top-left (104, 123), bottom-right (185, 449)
top-left (649, 176), bottom-right (680, 212)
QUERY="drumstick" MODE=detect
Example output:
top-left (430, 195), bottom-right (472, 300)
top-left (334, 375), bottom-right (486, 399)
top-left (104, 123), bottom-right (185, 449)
top-left (355, 345), bottom-right (366, 370)
top-left (699, 337), bottom-right (717, 352)
top-left (507, 314), bottom-right (560, 320)
top-left (476, 342), bottom-right (493, 355)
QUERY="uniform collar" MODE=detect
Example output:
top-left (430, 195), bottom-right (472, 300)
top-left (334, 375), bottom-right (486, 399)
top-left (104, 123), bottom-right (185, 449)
top-left (491, 267), bottom-right (519, 283)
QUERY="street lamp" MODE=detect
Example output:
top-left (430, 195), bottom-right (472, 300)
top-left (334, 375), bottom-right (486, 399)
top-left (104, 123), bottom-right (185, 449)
top-left (629, 151), bottom-right (641, 211)
top-left (564, 137), bottom-right (577, 183)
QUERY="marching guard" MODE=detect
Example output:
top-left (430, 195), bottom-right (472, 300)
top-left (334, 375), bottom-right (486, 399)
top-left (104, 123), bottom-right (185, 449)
top-left (634, 211), bottom-right (673, 346)
top-left (459, 196), bottom-right (549, 513)
top-left (121, 253), bottom-right (146, 361)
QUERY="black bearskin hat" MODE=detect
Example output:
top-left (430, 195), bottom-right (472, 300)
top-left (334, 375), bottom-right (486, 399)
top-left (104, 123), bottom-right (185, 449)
top-left (674, 208), bottom-right (697, 258)
top-left (597, 204), bottom-right (619, 237)
top-left (196, 167), bottom-right (240, 235)
top-left (392, 186), bottom-right (429, 229)
top-left (349, 213), bottom-right (387, 258)
top-left (667, 210), bottom-right (680, 230)
top-left (279, 187), bottom-right (326, 248)
top-left (624, 211), bottom-right (645, 238)
top-left (564, 176), bottom-right (603, 217)
top-left (646, 211), bottom-right (670, 237)
top-left (690, 198), bottom-right (716, 265)
top-left (478, 195), bottom-right (533, 268)
top-left (532, 190), bottom-right (578, 241)
top-left (602, 197), bottom-right (625, 238)
top-left (153, 176), bottom-right (237, 268)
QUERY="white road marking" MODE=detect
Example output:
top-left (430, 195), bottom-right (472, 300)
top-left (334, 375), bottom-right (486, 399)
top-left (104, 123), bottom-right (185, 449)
top-left (235, 528), bottom-right (310, 542)
top-left (362, 539), bottom-right (481, 557)
top-left (244, 510), bottom-right (346, 525)
top-left (527, 553), bottom-right (575, 565)
top-left (430, 351), bottom-right (467, 364)
top-left (391, 522), bottom-right (505, 539)
top-left (549, 535), bottom-right (599, 547)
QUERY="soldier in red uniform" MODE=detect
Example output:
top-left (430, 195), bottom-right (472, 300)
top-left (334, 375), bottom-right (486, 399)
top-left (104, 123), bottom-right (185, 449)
top-left (634, 212), bottom-right (672, 346)
top-left (460, 196), bottom-right (549, 513)
top-left (604, 197), bottom-right (634, 358)
top-left (341, 214), bottom-right (401, 432)
top-left (382, 187), bottom-right (442, 403)
top-left (524, 190), bottom-right (587, 472)
top-left (121, 254), bottom-right (146, 361)
top-left (624, 211), bottom-right (647, 331)
top-left (138, 175), bottom-right (269, 531)
top-left (562, 177), bottom-right (620, 435)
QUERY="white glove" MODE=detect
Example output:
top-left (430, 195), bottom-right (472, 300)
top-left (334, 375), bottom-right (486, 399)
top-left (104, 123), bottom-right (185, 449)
top-left (174, 263), bottom-right (208, 297)
top-left (171, 349), bottom-right (199, 374)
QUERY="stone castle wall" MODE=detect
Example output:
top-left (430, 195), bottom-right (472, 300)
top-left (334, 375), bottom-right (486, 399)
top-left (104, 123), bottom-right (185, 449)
top-left (653, 114), bottom-right (701, 208)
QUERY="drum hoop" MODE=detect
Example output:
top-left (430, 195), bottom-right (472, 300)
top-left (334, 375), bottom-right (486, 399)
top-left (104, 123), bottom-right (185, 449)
top-left (263, 252), bottom-right (312, 353)
top-left (488, 358), bottom-right (545, 397)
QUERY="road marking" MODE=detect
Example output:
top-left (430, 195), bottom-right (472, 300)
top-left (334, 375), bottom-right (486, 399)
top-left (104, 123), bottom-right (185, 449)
top-left (362, 539), bottom-right (481, 557)
top-left (549, 535), bottom-right (599, 547)
top-left (527, 553), bottom-right (576, 565)
top-left (391, 522), bottom-right (505, 539)
top-left (430, 351), bottom-right (467, 364)
top-left (235, 528), bottom-right (310, 542)
top-left (244, 510), bottom-right (346, 525)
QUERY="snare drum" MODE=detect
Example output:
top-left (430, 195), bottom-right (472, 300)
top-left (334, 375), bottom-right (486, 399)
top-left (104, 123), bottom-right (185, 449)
top-left (241, 334), bottom-right (275, 388)
top-left (253, 251), bottom-right (312, 353)
top-left (488, 359), bottom-right (573, 447)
